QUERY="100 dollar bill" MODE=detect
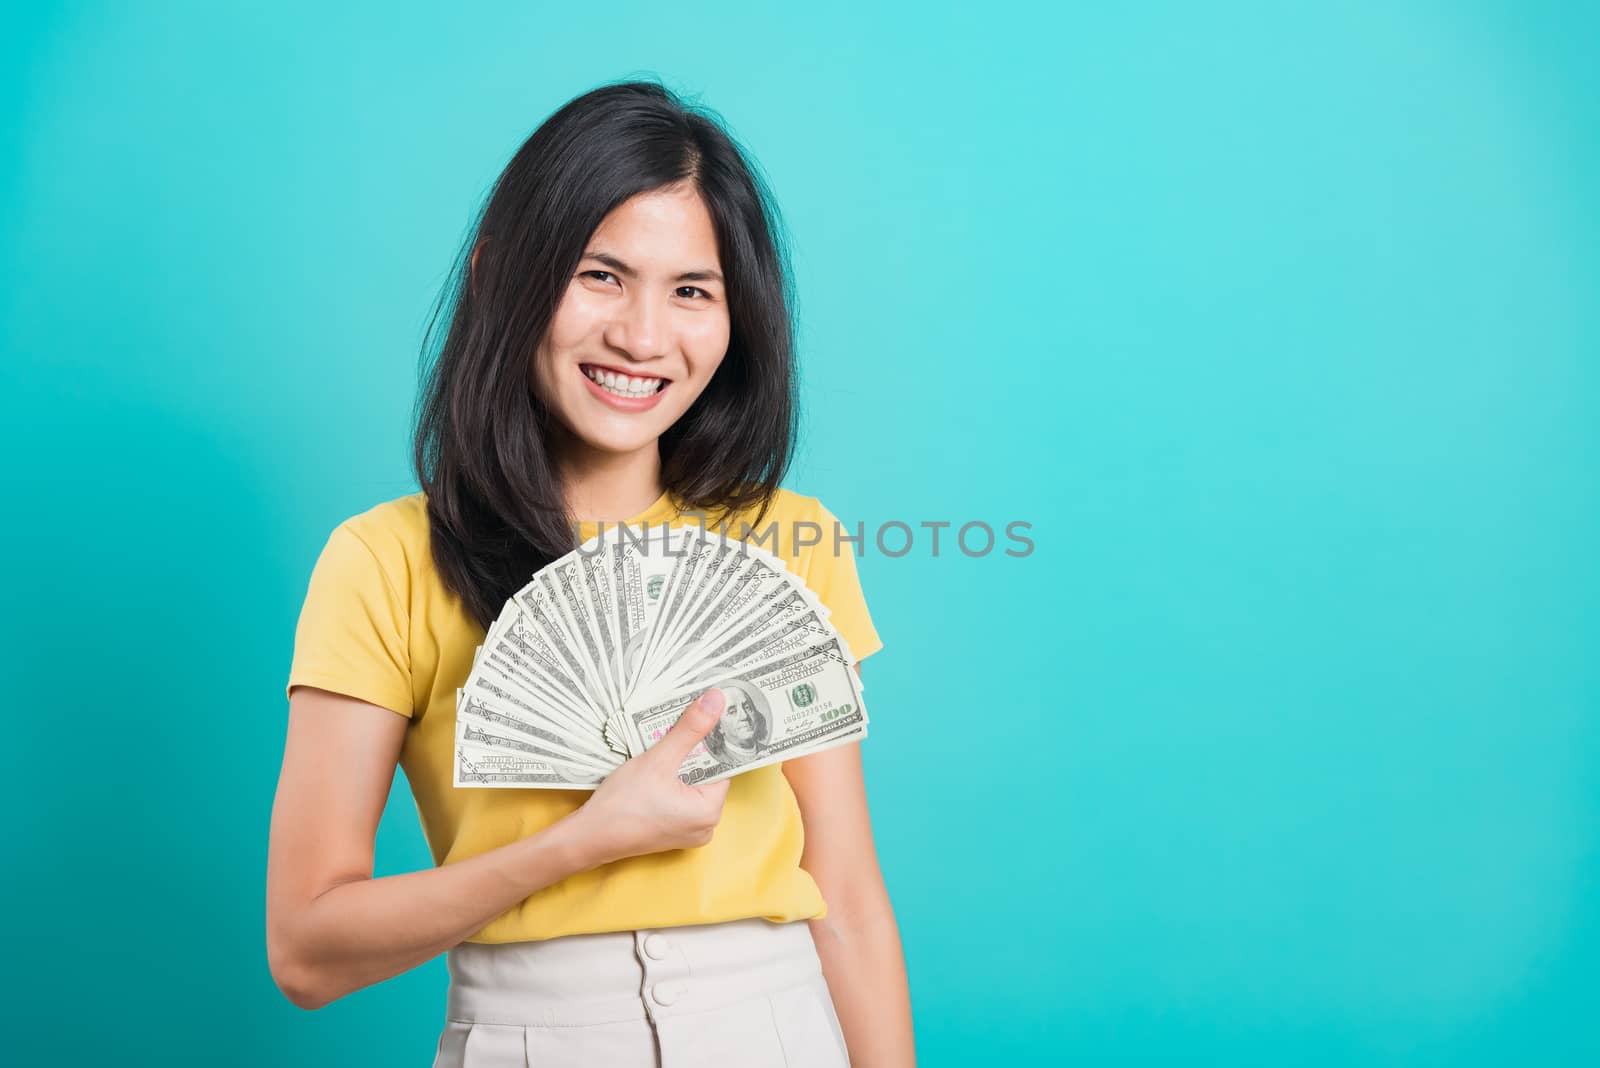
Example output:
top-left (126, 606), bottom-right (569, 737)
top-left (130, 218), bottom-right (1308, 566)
top-left (625, 635), bottom-right (867, 785)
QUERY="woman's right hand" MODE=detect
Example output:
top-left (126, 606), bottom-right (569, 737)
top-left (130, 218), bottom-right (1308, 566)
top-left (571, 687), bottom-right (732, 866)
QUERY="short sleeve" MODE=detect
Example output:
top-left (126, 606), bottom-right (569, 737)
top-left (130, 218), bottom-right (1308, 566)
top-left (801, 500), bottom-right (884, 663)
top-left (286, 522), bottom-right (415, 717)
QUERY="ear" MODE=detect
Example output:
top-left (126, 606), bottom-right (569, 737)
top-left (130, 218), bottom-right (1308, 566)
top-left (470, 237), bottom-right (489, 294)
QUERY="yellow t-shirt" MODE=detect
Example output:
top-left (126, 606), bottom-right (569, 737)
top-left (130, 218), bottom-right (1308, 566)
top-left (285, 486), bottom-right (883, 943)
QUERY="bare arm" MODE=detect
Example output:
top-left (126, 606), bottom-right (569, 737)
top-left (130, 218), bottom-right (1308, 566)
top-left (783, 672), bottom-right (916, 1066)
top-left (266, 685), bottom-right (731, 1010)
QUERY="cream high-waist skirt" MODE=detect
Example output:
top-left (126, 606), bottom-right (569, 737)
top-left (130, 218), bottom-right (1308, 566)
top-left (432, 917), bottom-right (851, 1067)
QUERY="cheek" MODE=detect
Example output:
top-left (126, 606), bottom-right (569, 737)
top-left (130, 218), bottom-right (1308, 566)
top-left (546, 288), bottom-right (609, 353)
top-left (535, 298), bottom-right (600, 392)
top-left (683, 319), bottom-right (731, 375)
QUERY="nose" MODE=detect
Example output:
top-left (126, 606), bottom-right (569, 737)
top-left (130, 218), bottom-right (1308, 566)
top-left (603, 290), bottom-right (672, 363)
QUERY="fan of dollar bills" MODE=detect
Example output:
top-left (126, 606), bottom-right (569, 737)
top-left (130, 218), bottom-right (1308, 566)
top-left (454, 522), bottom-right (870, 789)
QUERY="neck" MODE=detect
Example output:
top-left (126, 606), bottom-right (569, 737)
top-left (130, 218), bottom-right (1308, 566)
top-left (555, 434), bottom-right (665, 523)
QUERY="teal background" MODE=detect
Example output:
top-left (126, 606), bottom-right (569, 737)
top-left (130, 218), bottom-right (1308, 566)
top-left (3, 2), bottom-right (1595, 1064)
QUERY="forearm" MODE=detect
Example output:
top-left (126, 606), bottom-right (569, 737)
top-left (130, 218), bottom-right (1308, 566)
top-left (809, 890), bottom-right (915, 1067)
top-left (272, 812), bottom-right (601, 1010)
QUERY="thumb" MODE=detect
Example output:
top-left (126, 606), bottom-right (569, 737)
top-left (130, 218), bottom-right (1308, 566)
top-left (649, 688), bottom-right (726, 767)
top-left (693, 776), bottom-right (732, 806)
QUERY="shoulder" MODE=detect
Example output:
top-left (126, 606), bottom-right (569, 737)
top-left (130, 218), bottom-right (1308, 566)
top-left (753, 485), bottom-right (825, 526)
top-left (322, 492), bottom-right (431, 581)
top-left (740, 485), bottom-right (855, 526)
top-left (336, 492), bottom-right (429, 548)
top-left (715, 486), bottom-right (846, 552)
top-left (721, 487), bottom-right (866, 574)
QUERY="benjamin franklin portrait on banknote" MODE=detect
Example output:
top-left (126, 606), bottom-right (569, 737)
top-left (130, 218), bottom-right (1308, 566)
top-left (704, 681), bottom-right (772, 766)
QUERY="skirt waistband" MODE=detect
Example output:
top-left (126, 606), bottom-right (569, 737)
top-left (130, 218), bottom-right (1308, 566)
top-left (445, 917), bottom-right (823, 1028)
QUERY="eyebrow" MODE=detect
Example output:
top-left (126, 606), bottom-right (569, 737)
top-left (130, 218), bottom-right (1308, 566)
top-left (582, 250), bottom-right (723, 284)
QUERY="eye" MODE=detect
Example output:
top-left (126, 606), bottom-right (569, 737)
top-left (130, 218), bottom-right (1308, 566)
top-left (676, 286), bottom-right (712, 300)
top-left (581, 270), bottom-right (618, 284)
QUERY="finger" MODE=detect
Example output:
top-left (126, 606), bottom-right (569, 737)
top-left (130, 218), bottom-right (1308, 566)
top-left (692, 777), bottom-right (732, 806)
top-left (648, 687), bottom-right (726, 766)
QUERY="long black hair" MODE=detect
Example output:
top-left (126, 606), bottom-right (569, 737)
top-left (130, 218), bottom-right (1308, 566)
top-left (413, 80), bottom-right (797, 630)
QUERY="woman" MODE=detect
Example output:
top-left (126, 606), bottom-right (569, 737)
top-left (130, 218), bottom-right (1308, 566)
top-left (266, 80), bottom-right (915, 1066)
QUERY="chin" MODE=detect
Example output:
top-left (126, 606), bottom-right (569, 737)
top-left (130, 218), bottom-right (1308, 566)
top-left (569, 428), bottom-right (662, 457)
top-left (564, 415), bottom-right (669, 457)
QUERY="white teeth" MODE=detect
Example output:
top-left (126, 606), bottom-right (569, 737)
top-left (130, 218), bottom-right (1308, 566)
top-left (584, 366), bottom-right (663, 398)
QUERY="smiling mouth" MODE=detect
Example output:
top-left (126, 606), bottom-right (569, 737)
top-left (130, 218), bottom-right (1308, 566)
top-left (581, 364), bottom-right (668, 398)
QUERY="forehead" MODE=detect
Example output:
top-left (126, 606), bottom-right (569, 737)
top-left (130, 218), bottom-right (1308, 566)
top-left (588, 184), bottom-right (720, 266)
